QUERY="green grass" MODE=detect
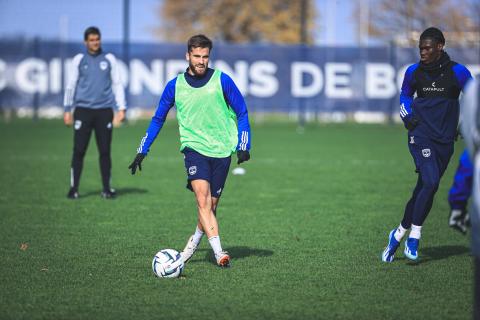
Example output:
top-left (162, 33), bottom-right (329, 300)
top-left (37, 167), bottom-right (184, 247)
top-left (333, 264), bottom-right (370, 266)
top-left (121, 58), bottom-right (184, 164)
top-left (0, 120), bottom-right (473, 319)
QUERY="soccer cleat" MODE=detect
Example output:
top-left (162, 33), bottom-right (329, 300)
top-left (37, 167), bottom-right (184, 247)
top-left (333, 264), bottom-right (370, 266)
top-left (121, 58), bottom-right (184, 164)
top-left (404, 237), bottom-right (419, 261)
top-left (449, 209), bottom-right (468, 234)
top-left (67, 188), bottom-right (79, 199)
top-left (216, 251), bottom-right (231, 267)
top-left (101, 188), bottom-right (116, 199)
top-left (381, 229), bottom-right (400, 263)
top-left (180, 235), bottom-right (198, 264)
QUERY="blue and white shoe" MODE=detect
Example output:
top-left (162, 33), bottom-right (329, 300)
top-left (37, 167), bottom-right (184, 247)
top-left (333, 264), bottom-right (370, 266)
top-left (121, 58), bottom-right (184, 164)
top-left (404, 237), bottom-right (419, 261)
top-left (382, 229), bottom-right (400, 262)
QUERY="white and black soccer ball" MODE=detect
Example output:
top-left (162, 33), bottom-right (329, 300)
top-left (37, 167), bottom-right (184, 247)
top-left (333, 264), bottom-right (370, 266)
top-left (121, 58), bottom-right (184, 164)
top-left (152, 249), bottom-right (184, 278)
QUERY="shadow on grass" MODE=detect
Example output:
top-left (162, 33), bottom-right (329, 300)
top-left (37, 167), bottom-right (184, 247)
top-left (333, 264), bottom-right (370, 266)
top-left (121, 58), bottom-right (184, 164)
top-left (188, 246), bottom-right (274, 265)
top-left (81, 187), bottom-right (148, 198)
top-left (404, 245), bottom-right (470, 266)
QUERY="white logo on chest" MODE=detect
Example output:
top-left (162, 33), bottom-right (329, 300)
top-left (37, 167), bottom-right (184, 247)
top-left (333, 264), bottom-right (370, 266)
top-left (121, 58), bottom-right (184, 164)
top-left (100, 61), bottom-right (108, 70)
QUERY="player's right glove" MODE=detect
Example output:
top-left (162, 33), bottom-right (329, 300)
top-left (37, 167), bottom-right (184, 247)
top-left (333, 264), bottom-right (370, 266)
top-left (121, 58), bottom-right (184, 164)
top-left (128, 153), bottom-right (146, 175)
top-left (237, 150), bottom-right (250, 165)
top-left (404, 115), bottom-right (419, 131)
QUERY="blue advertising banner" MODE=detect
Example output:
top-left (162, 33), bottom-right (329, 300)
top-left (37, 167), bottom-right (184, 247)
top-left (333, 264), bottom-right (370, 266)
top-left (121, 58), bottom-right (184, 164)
top-left (0, 40), bottom-right (479, 114)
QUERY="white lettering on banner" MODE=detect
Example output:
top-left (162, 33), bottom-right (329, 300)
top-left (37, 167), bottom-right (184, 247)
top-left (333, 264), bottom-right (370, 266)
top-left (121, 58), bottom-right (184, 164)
top-left (249, 61), bottom-right (278, 97)
top-left (397, 65), bottom-right (410, 90)
top-left (366, 63), bottom-right (396, 99)
top-left (325, 63), bottom-right (352, 98)
top-left (291, 62), bottom-right (323, 97)
top-left (213, 60), bottom-right (248, 95)
top-left (15, 58), bottom-right (48, 94)
top-left (165, 60), bottom-right (188, 83)
top-left (5, 56), bottom-right (480, 100)
top-left (130, 59), bottom-right (163, 95)
top-left (0, 59), bottom-right (7, 91)
top-left (49, 58), bottom-right (62, 93)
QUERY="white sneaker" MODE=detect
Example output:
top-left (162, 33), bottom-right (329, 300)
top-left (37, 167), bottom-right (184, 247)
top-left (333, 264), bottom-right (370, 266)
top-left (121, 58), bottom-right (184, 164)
top-left (215, 251), bottom-right (231, 267)
top-left (180, 235), bottom-right (198, 263)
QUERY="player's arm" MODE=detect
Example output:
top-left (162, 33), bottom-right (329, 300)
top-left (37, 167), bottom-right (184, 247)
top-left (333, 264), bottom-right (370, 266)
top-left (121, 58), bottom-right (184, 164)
top-left (105, 53), bottom-right (127, 125)
top-left (399, 64), bottom-right (419, 130)
top-left (128, 78), bottom-right (176, 174)
top-left (453, 63), bottom-right (473, 91)
top-left (63, 54), bottom-right (83, 126)
top-left (221, 72), bottom-right (251, 164)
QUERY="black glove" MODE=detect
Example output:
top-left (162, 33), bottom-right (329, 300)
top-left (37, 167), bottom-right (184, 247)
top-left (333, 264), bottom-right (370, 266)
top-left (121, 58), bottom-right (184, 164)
top-left (128, 153), bottom-right (145, 175)
top-left (237, 150), bottom-right (250, 165)
top-left (404, 115), bottom-right (419, 131)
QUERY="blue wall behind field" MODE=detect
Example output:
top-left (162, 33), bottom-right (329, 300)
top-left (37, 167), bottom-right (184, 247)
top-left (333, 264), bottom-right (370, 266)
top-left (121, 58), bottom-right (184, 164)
top-left (0, 40), bottom-right (479, 114)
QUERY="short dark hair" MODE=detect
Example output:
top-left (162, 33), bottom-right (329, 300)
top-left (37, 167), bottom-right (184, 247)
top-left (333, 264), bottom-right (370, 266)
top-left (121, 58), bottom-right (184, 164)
top-left (420, 27), bottom-right (445, 45)
top-left (84, 26), bottom-right (101, 41)
top-left (187, 34), bottom-right (212, 52)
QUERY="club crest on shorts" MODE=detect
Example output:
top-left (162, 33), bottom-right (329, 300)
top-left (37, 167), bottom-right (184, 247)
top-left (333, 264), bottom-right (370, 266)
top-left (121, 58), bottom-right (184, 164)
top-left (100, 61), bottom-right (108, 70)
top-left (188, 166), bottom-right (197, 176)
top-left (107, 122), bottom-right (112, 129)
top-left (422, 148), bottom-right (431, 158)
top-left (74, 120), bottom-right (82, 130)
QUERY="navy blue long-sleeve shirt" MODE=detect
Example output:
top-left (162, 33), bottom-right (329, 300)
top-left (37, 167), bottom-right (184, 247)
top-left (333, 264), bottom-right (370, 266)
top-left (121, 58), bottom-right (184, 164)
top-left (399, 55), bottom-right (472, 143)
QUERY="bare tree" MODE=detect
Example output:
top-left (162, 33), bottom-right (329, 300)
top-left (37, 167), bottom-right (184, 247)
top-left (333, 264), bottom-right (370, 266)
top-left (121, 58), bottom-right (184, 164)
top-left (353, 0), bottom-right (478, 46)
top-left (153, 0), bottom-right (316, 44)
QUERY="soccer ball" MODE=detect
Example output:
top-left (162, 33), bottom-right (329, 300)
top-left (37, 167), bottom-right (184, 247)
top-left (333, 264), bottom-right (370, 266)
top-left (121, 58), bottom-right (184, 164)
top-left (152, 249), bottom-right (184, 278)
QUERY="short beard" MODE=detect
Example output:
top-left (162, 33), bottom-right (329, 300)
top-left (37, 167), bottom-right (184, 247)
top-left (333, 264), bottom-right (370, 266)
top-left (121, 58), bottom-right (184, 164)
top-left (188, 62), bottom-right (207, 77)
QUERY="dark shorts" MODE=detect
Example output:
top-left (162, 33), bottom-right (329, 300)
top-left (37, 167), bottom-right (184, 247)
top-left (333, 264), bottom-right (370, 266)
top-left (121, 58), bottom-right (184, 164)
top-left (182, 147), bottom-right (231, 198)
top-left (408, 135), bottom-right (454, 177)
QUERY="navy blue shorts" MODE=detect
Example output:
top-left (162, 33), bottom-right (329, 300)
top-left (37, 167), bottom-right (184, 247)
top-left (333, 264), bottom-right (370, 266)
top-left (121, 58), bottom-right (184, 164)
top-left (408, 135), bottom-right (454, 177)
top-left (182, 147), bottom-right (232, 198)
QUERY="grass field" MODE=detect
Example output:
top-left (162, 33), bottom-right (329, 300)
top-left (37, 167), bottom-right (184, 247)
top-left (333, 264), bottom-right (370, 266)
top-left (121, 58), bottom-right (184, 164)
top-left (0, 119), bottom-right (474, 319)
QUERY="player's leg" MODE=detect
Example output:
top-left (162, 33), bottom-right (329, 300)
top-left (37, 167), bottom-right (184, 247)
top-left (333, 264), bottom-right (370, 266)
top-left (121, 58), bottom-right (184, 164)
top-left (180, 148), bottom-right (208, 263)
top-left (382, 138), bottom-right (420, 262)
top-left (69, 107), bottom-right (94, 198)
top-left (207, 155), bottom-right (232, 266)
top-left (181, 197), bottom-right (221, 263)
top-left (190, 179), bottom-right (229, 266)
top-left (93, 108), bottom-right (114, 198)
top-left (405, 142), bottom-right (453, 260)
top-left (448, 150), bottom-right (473, 233)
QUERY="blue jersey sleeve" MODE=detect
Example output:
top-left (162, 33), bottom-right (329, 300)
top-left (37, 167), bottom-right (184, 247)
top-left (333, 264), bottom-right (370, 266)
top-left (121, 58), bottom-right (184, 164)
top-left (221, 72), bottom-right (251, 151)
top-left (136, 78), bottom-right (176, 154)
top-left (399, 64), bottom-right (418, 121)
top-left (453, 63), bottom-right (473, 90)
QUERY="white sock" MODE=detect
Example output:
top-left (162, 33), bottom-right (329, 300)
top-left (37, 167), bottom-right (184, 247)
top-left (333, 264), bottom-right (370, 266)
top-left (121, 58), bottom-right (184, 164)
top-left (409, 224), bottom-right (422, 239)
top-left (394, 224), bottom-right (408, 242)
top-left (208, 236), bottom-right (223, 257)
top-left (192, 226), bottom-right (204, 246)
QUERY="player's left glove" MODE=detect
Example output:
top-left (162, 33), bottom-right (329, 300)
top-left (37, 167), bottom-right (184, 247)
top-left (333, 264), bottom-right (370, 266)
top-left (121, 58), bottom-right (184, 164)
top-left (128, 153), bottom-right (146, 175)
top-left (404, 115), bottom-right (419, 131)
top-left (237, 150), bottom-right (250, 165)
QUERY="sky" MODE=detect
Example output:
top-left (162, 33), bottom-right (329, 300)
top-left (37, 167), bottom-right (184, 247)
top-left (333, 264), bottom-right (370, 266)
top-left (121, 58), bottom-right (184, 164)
top-left (0, 0), bottom-right (357, 46)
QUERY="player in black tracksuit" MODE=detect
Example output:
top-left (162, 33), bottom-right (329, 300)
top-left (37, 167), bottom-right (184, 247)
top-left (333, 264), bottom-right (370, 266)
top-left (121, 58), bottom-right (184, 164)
top-left (382, 27), bottom-right (472, 262)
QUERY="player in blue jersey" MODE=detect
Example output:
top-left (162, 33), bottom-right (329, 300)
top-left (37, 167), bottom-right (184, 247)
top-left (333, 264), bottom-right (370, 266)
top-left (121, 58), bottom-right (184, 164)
top-left (447, 149), bottom-right (472, 234)
top-left (382, 27), bottom-right (472, 262)
top-left (128, 35), bottom-right (251, 267)
top-left (64, 26), bottom-right (126, 199)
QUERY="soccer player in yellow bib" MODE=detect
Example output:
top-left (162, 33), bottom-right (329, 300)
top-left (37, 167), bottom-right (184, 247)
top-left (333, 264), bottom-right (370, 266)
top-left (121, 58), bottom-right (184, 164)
top-left (129, 35), bottom-right (251, 268)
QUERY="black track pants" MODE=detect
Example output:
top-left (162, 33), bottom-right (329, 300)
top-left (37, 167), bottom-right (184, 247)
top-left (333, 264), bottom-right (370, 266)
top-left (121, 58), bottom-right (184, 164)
top-left (70, 107), bottom-right (113, 192)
